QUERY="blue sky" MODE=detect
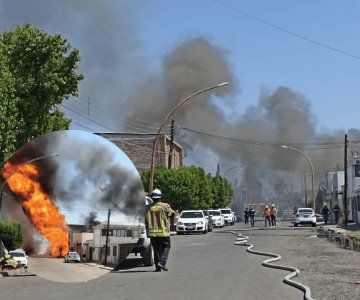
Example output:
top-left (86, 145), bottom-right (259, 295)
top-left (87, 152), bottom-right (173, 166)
top-left (1, 0), bottom-right (360, 186)
top-left (1, 0), bottom-right (359, 133)
top-left (134, 0), bottom-right (360, 132)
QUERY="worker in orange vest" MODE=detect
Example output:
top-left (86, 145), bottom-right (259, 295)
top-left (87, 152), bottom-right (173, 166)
top-left (264, 205), bottom-right (271, 227)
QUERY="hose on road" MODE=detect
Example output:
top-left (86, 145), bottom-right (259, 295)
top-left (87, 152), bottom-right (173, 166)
top-left (234, 233), bottom-right (314, 300)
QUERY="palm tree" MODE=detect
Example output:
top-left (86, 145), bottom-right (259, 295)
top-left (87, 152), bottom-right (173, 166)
top-left (273, 178), bottom-right (288, 201)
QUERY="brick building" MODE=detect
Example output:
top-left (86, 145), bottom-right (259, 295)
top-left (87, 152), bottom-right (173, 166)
top-left (96, 133), bottom-right (183, 174)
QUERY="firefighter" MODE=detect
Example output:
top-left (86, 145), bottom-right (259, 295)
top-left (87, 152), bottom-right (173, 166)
top-left (244, 208), bottom-right (250, 225)
top-left (145, 188), bottom-right (174, 272)
top-left (249, 206), bottom-right (256, 227)
top-left (322, 203), bottom-right (330, 225)
top-left (333, 203), bottom-right (340, 224)
top-left (264, 205), bottom-right (271, 227)
top-left (270, 204), bottom-right (278, 226)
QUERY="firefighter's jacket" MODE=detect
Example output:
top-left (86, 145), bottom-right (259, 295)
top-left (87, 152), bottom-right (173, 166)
top-left (145, 201), bottom-right (174, 237)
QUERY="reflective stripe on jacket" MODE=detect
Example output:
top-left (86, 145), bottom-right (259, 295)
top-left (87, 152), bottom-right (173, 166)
top-left (145, 201), bottom-right (174, 237)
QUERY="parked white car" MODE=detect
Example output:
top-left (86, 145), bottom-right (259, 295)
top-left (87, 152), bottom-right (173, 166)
top-left (177, 210), bottom-right (208, 234)
top-left (131, 196), bottom-right (154, 266)
top-left (220, 208), bottom-right (235, 225)
top-left (9, 249), bottom-right (28, 269)
top-left (64, 251), bottom-right (81, 263)
top-left (208, 209), bottom-right (225, 227)
top-left (294, 208), bottom-right (316, 227)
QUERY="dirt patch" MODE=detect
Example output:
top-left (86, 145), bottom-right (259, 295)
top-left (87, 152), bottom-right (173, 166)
top-left (283, 234), bottom-right (360, 300)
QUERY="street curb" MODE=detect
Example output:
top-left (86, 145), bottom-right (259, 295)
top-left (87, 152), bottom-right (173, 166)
top-left (318, 226), bottom-right (360, 252)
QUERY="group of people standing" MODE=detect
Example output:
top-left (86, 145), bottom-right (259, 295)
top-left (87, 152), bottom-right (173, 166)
top-left (244, 206), bottom-right (256, 227)
top-left (244, 204), bottom-right (278, 227)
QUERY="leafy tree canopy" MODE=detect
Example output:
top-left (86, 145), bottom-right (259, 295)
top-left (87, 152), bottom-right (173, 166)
top-left (0, 23), bottom-right (84, 153)
top-left (0, 221), bottom-right (23, 251)
top-left (142, 166), bottom-right (233, 211)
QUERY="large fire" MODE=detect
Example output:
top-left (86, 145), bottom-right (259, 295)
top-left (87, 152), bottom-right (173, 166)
top-left (3, 161), bottom-right (69, 256)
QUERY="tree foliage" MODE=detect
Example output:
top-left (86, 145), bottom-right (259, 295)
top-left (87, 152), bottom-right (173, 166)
top-left (0, 23), bottom-right (84, 157)
top-left (141, 166), bottom-right (233, 211)
top-left (0, 43), bottom-right (20, 164)
top-left (0, 221), bottom-right (23, 251)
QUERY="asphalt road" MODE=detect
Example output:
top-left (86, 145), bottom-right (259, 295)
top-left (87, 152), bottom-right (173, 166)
top-left (0, 223), bottom-right (308, 300)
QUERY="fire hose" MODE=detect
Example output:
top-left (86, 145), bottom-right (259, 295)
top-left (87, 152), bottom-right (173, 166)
top-left (233, 232), bottom-right (314, 300)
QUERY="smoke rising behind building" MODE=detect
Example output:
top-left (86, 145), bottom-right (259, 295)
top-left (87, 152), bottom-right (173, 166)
top-left (1, 1), bottom-right (360, 206)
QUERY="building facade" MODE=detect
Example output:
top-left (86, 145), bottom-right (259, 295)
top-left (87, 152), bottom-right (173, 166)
top-left (96, 133), bottom-right (183, 174)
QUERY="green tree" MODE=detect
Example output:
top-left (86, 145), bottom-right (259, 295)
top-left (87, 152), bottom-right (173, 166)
top-left (0, 221), bottom-right (23, 251)
top-left (0, 42), bottom-right (20, 166)
top-left (211, 173), bottom-right (233, 208)
top-left (0, 24), bottom-right (84, 150)
top-left (141, 166), bottom-right (233, 211)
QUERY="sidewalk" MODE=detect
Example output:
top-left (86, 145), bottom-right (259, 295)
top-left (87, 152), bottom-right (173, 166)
top-left (318, 223), bottom-right (360, 252)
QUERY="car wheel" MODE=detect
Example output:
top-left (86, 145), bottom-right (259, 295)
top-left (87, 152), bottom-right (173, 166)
top-left (312, 223), bottom-right (316, 227)
top-left (142, 245), bottom-right (154, 266)
top-left (294, 223), bottom-right (298, 227)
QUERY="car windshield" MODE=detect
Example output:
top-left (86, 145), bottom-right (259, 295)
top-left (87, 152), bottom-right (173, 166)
top-left (69, 252), bottom-right (78, 256)
top-left (203, 211), bottom-right (208, 216)
top-left (298, 209), bottom-right (313, 214)
top-left (181, 211), bottom-right (203, 218)
top-left (210, 211), bottom-right (220, 216)
top-left (220, 209), bottom-right (231, 214)
top-left (10, 252), bottom-right (25, 257)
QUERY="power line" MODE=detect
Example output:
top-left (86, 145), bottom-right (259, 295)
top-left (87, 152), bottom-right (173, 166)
top-left (213, 0), bottom-right (360, 61)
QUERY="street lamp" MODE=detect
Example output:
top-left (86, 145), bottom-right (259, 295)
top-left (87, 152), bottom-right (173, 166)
top-left (281, 145), bottom-right (315, 211)
top-left (148, 82), bottom-right (230, 193)
top-left (0, 153), bottom-right (59, 212)
top-left (223, 165), bottom-right (244, 177)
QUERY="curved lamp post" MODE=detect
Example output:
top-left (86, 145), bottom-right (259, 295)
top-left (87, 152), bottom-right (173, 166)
top-left (223, 165), bottom-right (244, 177)
top-left (281, 145), bottom-right (315, 211)
top-left (149, 82), bottom-right (229, 193)
top-left (0, 153), bottom-right (59, 212)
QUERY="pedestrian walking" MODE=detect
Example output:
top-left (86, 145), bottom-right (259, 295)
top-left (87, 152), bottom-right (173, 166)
top-left (264, 205), bottom-right (271, 227)
top-left (145, 188), bottom-right (174, 272)
top-left (249, 206), bottom-right (256, 227)
top-left (321, 203), bottom-right (330, 225)
top-left (270, 204), bottom-right (277, 226)
top-left (244, 208), bottom-right (250, 225)
top-left (333, 203), bottom-right (340, 224)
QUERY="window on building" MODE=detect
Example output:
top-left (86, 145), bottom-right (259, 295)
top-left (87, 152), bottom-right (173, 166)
top-left (127, 230), bottom-right (133, 237)
top-left (357, 196), bottom-right (360, 212)
top-left (113, 246), bottom-right (117, 257)
top-left (102, 229), bottom-right (113, 236)
top-left (355, 165), bottom-right (360, 177)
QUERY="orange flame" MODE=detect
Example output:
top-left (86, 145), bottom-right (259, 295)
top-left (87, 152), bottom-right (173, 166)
top-left (3, 162), bottom-right (69, 256)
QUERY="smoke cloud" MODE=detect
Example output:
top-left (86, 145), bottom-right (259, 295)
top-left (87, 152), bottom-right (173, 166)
top-left (1, 0), bottom-right (360, 209)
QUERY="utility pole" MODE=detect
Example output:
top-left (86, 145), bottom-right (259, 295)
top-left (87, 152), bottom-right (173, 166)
top-left (343, 134), bottom-right (348, 226)
top-left (304, 170), bottom-right (308, 207)
top-left (104, 209), bottom-right (111, 266)
top-left (87, 97), bottom-right (90, 115)
top-left (168, 120), bottom-right (175, 169)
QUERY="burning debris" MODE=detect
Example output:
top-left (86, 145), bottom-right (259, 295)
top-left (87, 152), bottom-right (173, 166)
top-left (1, 130), bottom-right (145, 256)
top-left (2, 161), bottom-right (69, 257)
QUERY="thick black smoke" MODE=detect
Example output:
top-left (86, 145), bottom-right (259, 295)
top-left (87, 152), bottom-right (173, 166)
top-left (2, 0), bottom-right (360, 208)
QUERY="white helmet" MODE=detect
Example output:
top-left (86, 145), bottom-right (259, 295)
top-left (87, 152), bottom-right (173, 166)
top-left (151, 188), bottom-right (162, 199)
